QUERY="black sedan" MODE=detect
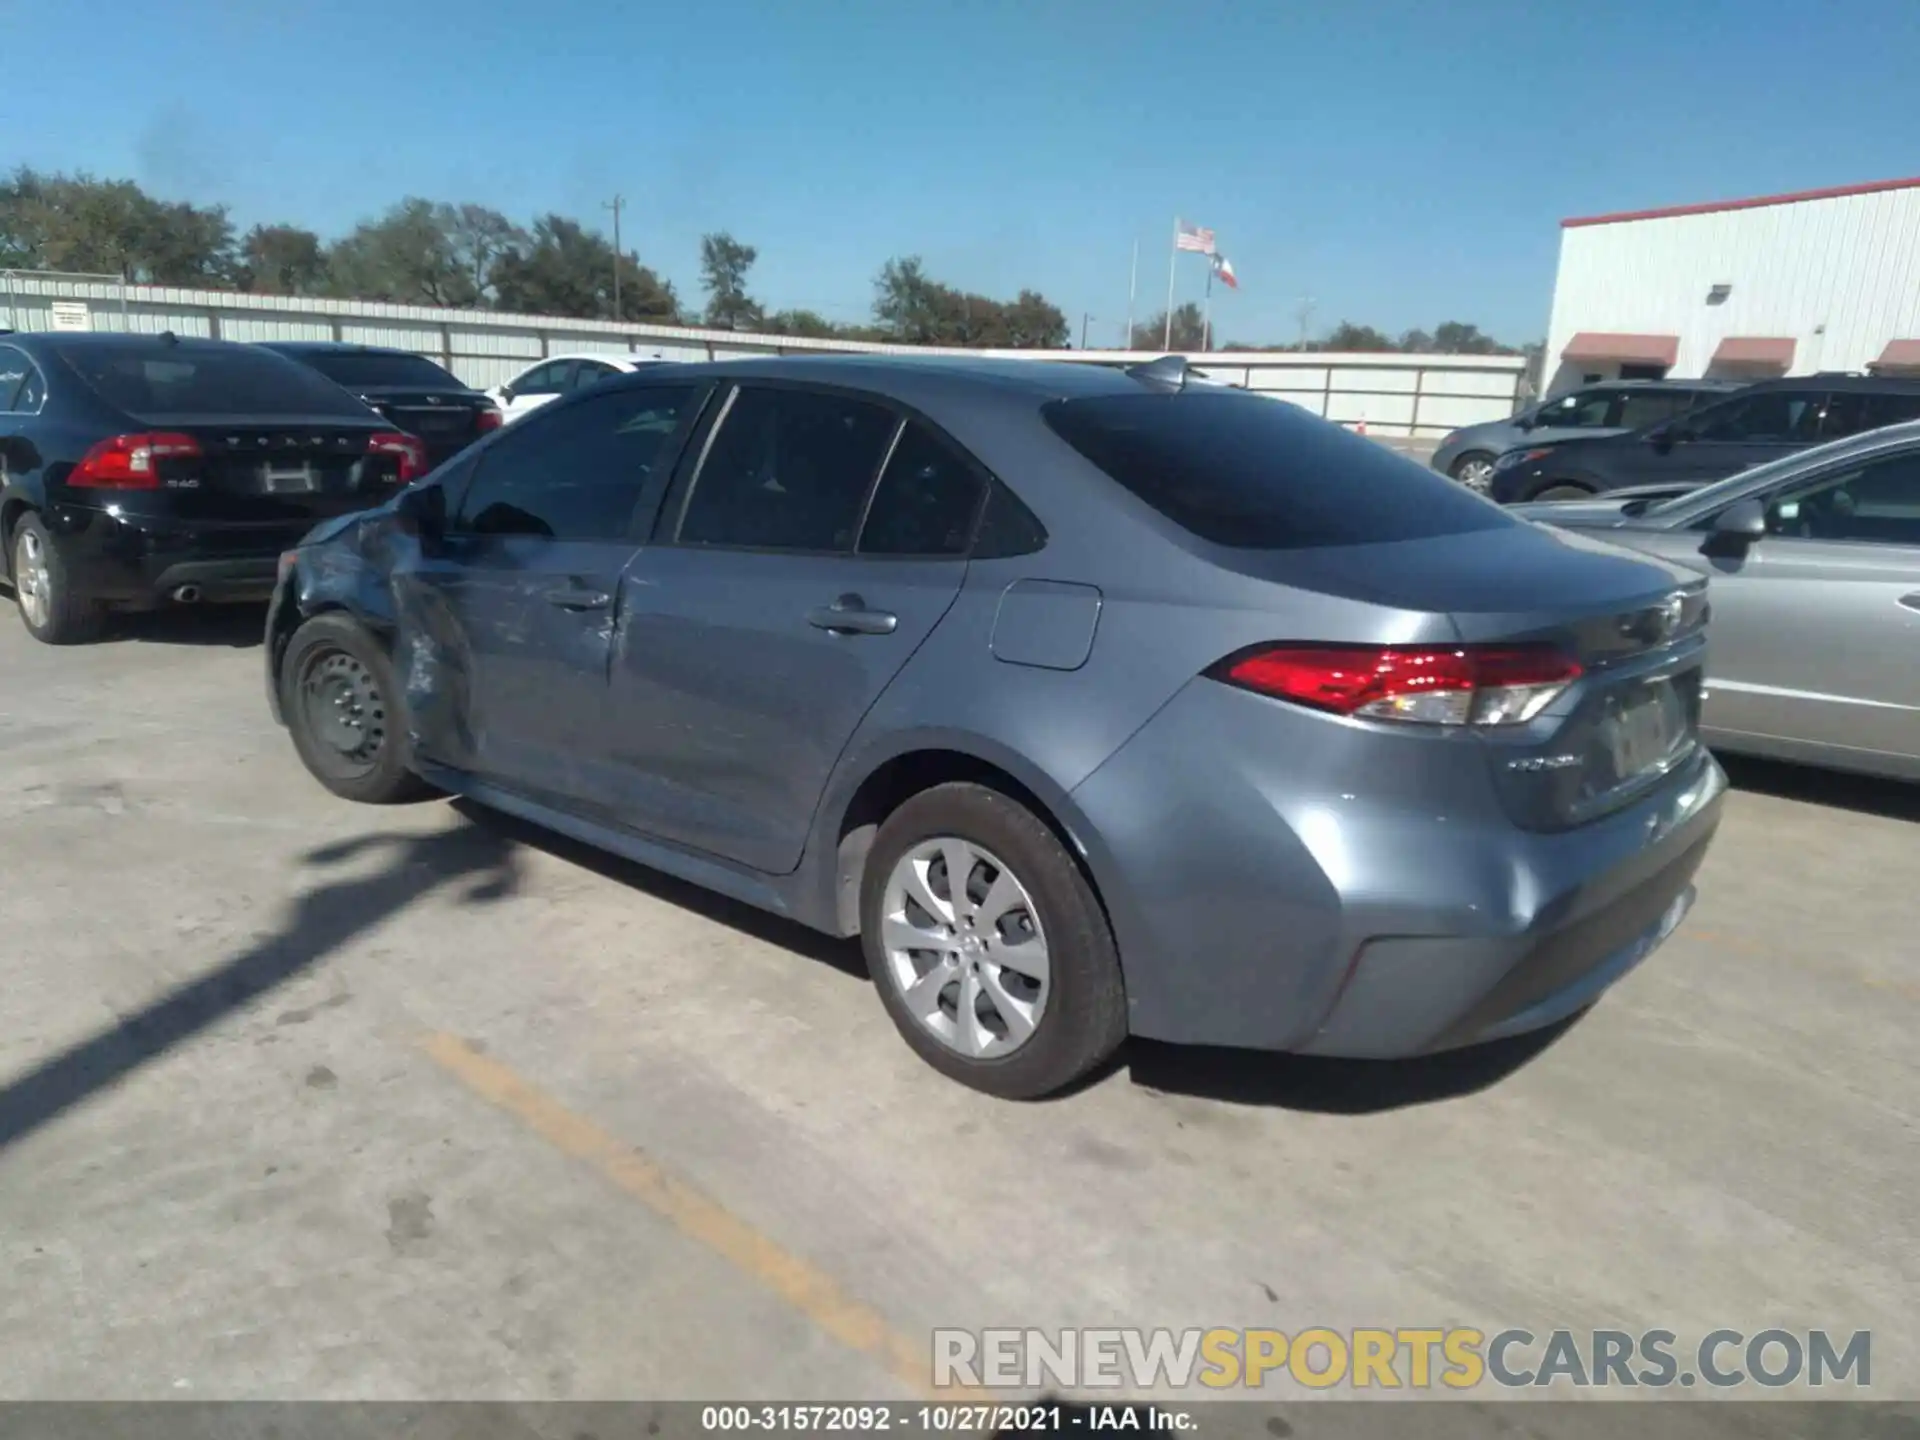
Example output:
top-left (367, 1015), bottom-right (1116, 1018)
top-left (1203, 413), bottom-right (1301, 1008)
top-left (0, 332), bottom-right (424, 644)
top-left (258, 342), bottom-right (501, 468)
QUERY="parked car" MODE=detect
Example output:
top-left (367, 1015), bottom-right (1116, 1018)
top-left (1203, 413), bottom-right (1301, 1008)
top-left (0, 332), bottom-right (424, 644)
top-left (1488, 373), bottom-right (1920, 505)
top-left (1433, 379), bottom-right (1738, 491)
top-left (266, 356), bottom-right (1724, 1098)
top-left (1511, 421), bottom-right (1920, 782)
top-left (486, 353), bottom-right (674, 424)
top-left (257, 343), bottom-right (501, 468)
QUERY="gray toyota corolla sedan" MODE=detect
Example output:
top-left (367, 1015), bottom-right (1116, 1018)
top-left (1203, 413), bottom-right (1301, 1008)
top-left (266, 355), bottom-right (1725, 1098)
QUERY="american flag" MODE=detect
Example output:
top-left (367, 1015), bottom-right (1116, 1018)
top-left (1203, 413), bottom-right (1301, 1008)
top-left (1174, 220), bottom-right (1216, 255)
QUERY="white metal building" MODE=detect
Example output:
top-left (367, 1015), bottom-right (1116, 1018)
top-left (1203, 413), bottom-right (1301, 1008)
top-left (1542, 175), bottom-right (1920, 396)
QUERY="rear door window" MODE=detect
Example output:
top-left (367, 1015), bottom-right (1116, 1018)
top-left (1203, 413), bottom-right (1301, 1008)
top-left (1689, 390), bottom-right (1824, 443)
top-left (673, 386), bottom-right (898, 552)
top-left (857, 422), bottom-right (986, 557)
top-left (65, 344), bottom-right (379, 419)
top-left (1042, 391), bottom-right (1511, 549)
top-left (1616, 392), bottom-right (1696, 429)
top-left (1814, 390), bottom-right (1920, 439)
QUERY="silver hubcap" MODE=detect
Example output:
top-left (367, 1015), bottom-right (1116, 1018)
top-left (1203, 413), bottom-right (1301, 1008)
top-left (1457, 458), bottom-right (1493, 491)
top-left (14, 529), bottom-right (50, 630)
top-left (880, 837), bottom-right (1050, 1060)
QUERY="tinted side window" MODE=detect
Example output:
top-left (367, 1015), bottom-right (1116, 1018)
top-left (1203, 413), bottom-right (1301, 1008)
top-left (572, 360), bottom-right (621, 388)
top-left (513, 360), bottom-right (572, 395)
top-left (1815, 390), bottom-right (1920, 439)
top-left (452, 385), bottom-right (695, 540)
top-left (1616, 392), bottom-right (1694, 430)
top-left (1691, 390), bottom-right (1823, 443)
top-left (1533, 390), bottom-right (1615, 428)
top-left (857, 423), bottom-right (986, 557)
top-left (1044, 391), bottom-right (1510, 549)
top-left (676, 387), bottom-right (897, 552)
top-left (1763, 450), bottom-right (1920, 545)
top-left (972, 481), bottom-right (1048, 558)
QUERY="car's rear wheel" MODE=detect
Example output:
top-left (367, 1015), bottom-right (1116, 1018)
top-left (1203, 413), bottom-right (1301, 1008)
top-left (1530, 481), bottom-right (1595, 502)
top-left (280, 612), bottom-right (433, 805)
top-left (1450, 452), bottom-right (1496, 491)
top-left (11, 513), bottom-right (105, 645)
top-left (860, 782), bottom-right (1127, 1099)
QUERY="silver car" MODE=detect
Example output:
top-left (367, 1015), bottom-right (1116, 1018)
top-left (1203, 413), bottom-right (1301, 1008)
top-left (1513, 421), bottom-right (1920, 782)
top-left (1434, 380), bottom-right (1738, 491)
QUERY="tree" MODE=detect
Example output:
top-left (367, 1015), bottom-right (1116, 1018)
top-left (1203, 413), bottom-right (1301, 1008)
top-left (871, 257), bottom-right (1068, 348)
top-left (323, 197), bottom-right (474, 306)
top-left (1131, 304), bottom-right (1207, 352)
top-left (491, 214), bottom-right (678, 322)
top-left (0, 167), bottom-right (235, 283)
top-left (763, 308), bottom-right (845, 339)
top-left (700, 231), bottom-right (762, 331)
top-left (1431, 320), bottom-right (1504, 355)
top-left (1322, 321), bottom-right (1397, 352)
top-left (237, 224), bottom-right (327, 295)
top-left (442, 203), bottom-right (526, 305)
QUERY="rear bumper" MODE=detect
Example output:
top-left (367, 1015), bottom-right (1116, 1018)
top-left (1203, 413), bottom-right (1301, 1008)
top-left (45, 502), bottom-right (310, 607)
top-left (1067, 678), bottom-right (1727, 1057)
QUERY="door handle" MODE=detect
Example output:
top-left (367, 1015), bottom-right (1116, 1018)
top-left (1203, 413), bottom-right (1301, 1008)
top-left (806, 593), bottom-right (898, 636)
top-left (1900, 593), bottom-right (1920, 614)
top-left (544, 583), bottom-right (613, 611)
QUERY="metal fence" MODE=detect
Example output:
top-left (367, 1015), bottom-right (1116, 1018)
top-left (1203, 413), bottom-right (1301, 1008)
top-left (0, 271), bottom-right (1525, 439)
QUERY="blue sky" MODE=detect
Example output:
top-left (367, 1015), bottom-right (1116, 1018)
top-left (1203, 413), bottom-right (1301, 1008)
top-left (7, 0), bottom-right (1920, 346)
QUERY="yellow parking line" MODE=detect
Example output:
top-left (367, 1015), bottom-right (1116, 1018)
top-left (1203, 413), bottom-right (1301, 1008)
top-left (421, 1033), bottom-right (958, 1400)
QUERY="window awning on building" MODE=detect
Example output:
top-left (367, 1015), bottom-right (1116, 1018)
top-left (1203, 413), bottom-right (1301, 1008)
top-left (1561, 332), bottom-right (1679, 366)
top-left (1871, 339), bottom-right (1920, 371)
top-left (1710, 336), bottom-right (1796, 369)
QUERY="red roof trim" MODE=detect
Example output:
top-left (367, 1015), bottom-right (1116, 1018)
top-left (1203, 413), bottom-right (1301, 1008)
top-left (1874, 339), bottom-right (1920, 370)
top-left (1562, 175), bottom-right (1920, 229)
top-left (1711, 336), bottom-right (1796, 367)
top-left (1561, 331), bottom-right (1680, 366)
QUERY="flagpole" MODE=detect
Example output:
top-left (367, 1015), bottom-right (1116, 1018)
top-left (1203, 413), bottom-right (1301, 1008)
top-left (1163, 218), bottom-right (1179, 351)
top-left (1202, 261), bottom-right (1214, 352)
top-left (1125, 238), bottom-right (1139, 350)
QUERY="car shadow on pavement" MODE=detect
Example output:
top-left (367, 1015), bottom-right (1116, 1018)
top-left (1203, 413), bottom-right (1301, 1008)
top-left (0, 819), bottom-right (520, 1154)
top-left (106, 603), bottom-right (267, 648)
top-left (1719, 753), bottom-right (1920, 823)
top-left (449, 799), bottom-right (869, 979)
top-left (1115, 1012), bottom-right (1586, 1114)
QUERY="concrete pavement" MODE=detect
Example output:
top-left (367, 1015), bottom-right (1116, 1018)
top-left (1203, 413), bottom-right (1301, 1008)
top-left (0, 607), bottom-right (1913, 1405)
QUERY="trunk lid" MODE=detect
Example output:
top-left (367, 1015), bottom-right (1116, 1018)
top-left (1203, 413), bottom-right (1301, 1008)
top-left (150, 416), bottom-right (407, 523)
top-left (1224, 522), bottom-right (1710, 831)
top-left (348, 385), bottom-right (493, 464)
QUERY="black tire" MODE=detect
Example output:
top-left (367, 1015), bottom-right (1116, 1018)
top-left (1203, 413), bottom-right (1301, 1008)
top-left (1529, 480), bottom-right (1596, 502)
top-left (10, 512), bottom-right (106, 645)
top-left (279, 612), bottom-right (434, 805)
top-left (860, 782), bottom-right (1127, 1100)
top-left (1449, 452), bottom-right (1496, 490)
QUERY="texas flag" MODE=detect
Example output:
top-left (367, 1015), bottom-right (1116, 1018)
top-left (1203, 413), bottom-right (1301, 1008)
top-left (1212, 254), bottom-right (1239, 290)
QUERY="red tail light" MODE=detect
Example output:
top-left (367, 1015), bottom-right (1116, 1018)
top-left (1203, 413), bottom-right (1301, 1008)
top-left (69, 432), bottom-right (201, 489)
top-left (1212, 643), bottom-right (1583, 727)
top-left (475, 405), bottom-right (503, 433)
top-left (368, 432), bottom-right (428, 483)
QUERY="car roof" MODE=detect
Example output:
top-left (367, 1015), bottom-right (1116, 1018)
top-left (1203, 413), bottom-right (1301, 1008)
top-left (1739, 371), bottom-right (1920, 392)
top-left (6, 330), bottom-right (240, 355)
top-left (255, 341), bottom-right (420, 357)
top-left (609, 353), bottom-right (1149, 403)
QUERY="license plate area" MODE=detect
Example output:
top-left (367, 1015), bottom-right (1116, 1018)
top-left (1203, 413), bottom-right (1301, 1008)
top-left (262, 463), bottom-right (316, 494)
top-left (1583, 672), bottom-right (1698, 799)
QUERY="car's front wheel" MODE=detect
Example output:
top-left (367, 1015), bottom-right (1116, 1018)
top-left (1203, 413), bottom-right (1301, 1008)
top-left (280, 612), bottom-right (434, 805)
top-left (1450, 452), bottom-right (1496, 491)
top-left (860, 782), bottom-right (1128, 1099)
top-left (11, 513), bottom-right (105, 645)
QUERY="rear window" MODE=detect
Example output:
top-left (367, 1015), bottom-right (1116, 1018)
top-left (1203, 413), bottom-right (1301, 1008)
top-left (287, 350), bottom-right (465, 389)
top-left (1042, 391), bottom-right (1511, 549)
top-left (63, 345), bottom-right (377, 419)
